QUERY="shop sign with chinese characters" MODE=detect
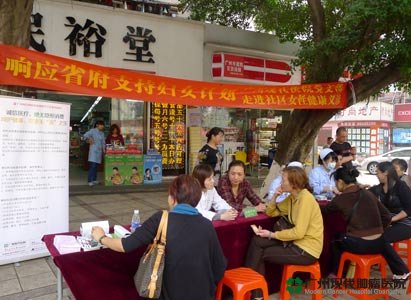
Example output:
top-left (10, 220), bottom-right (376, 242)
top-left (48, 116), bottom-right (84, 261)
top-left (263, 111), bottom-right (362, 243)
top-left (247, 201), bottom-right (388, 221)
top-left (0, 45), bottom-right (348, 110)
top-left (150, 103), bottom-right (186, 174)
top-left (333, 102), bottom-right (393, 122)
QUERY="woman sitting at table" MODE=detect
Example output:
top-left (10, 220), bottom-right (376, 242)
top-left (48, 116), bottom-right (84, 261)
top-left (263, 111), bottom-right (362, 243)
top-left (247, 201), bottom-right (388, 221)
top-left (369, 161), bottom-right (411, 247)
top-left (217, 160), bottom-right (266, 212)
top-left (91, 175), bottom-right (227, 300)
top-left (192, 164), bottom-right (238, 221)
top-left (322, 166), bottom-right (410, 279)
top-left (105, 124), bottom-right (124, 146)
top-left (309, 148), bottom-right (340, 199)
top-left (245, 166), bottom-right (323, 298)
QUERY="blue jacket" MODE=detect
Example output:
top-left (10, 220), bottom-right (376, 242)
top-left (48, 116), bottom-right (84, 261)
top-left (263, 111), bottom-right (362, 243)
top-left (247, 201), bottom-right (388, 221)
top-left (309, 166), bottom-right (336, 198)
top-left (83, 128), bottom-right (105, 163)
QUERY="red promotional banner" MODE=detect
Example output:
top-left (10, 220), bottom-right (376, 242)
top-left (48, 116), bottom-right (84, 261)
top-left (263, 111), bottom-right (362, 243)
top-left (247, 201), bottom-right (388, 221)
top-left (0, 44), bottom-right (347, 110)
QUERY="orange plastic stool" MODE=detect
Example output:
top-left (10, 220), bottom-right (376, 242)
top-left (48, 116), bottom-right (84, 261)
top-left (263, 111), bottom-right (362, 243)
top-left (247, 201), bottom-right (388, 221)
top-left (393, 239), bottom-right (411, 294)
top-left (280, 261), bottom-right (322, 300)
top-left (335, 252), bottom-right (388, 299)
top-left (215, 267), bottom-right (269, 300)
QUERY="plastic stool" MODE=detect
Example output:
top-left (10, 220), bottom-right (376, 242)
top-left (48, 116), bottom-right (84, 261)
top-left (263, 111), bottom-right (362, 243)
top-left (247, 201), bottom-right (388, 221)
top-left (335, 252), bottom-right (388, 299)
top-left (280, 261), bottom-right (322, 300)
top-left (393, 239), bottom-right (411, 294)
top-left (215, 267), bottom-right (269, 300)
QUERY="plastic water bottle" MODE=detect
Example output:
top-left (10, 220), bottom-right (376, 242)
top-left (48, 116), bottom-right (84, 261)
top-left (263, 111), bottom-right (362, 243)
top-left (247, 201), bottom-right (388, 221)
top-left (130, 209), bottom-right (141, 233)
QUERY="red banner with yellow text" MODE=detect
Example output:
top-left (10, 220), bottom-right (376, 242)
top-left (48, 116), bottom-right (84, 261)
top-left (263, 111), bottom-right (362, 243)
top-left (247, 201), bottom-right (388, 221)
top-left (0, 44), bottom-right (347, 109)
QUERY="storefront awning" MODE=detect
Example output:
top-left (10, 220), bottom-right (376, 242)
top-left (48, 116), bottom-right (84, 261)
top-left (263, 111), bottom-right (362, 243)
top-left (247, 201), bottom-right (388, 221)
top-left (0, 44), bottom-right (347, 110)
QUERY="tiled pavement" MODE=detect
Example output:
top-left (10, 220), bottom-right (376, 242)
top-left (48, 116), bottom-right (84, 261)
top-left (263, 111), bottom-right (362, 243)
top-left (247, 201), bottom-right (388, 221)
top-left (0, 189), bottom-right (409, 299)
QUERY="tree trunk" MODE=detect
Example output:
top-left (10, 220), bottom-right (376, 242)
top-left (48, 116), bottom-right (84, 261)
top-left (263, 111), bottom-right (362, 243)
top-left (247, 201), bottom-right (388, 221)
top-left (275, 109), bottom-right (338, 164)
top-left (0, 0), bottom-right (33, 47)
top-left (0, 0), bottom-right (33, 96)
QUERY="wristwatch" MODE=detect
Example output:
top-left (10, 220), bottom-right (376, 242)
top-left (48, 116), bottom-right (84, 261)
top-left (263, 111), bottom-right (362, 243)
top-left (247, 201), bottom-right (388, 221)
top-left (98, 236), bottom-right (106, 244)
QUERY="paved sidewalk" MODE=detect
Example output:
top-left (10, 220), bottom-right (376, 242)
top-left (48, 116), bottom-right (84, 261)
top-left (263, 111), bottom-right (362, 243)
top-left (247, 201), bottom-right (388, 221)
top-left (0, 189), bottom-right (409, 299)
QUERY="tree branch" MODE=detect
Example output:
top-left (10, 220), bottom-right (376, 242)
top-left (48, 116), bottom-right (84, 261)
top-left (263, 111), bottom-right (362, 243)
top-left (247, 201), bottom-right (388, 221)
top-left (307, 0), bottom-right (326, 41)
top-left (349, 64), bottom-right (403, 105)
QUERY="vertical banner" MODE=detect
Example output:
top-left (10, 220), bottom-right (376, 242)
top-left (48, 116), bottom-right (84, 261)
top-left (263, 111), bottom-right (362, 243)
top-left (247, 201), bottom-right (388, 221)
top-left (0, 96), bottom-right (70, 265)
top-left (150, 103), bottom-right (186, 176)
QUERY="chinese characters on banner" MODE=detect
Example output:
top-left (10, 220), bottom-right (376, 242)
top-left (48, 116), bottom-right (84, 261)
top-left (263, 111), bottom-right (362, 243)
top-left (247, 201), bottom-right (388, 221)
top-left (0, 45), bottom-right (348, 110)
top-left (150, 103), bottom-right (186, 174)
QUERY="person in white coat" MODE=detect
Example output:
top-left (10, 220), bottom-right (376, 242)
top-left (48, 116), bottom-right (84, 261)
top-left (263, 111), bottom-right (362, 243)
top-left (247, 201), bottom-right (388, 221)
top-left (193, 164), bottom-right (238, 221)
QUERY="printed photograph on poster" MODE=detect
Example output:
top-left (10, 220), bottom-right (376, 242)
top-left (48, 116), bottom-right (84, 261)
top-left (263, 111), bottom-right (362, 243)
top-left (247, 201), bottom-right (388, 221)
top-left (105, 154), bottom-right (144, 186)
top-left (143, 154), bottom-right (162, 184)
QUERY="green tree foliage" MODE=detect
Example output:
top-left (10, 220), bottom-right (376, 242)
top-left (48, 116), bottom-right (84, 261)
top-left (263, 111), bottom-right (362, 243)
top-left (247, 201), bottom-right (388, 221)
top-left (180, 0), bottom-right (411, 163)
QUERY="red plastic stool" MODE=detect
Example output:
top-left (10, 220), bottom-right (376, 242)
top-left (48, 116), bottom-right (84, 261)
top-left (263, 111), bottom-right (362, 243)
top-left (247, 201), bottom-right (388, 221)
top-left (215, 267), bottom-right (269, 300)
top-left (335, 252), bottom-right (388, 299)
top-left (280, 261), bottom-right (322, 300)
top-left (393, 239), bottom-right (411, 294)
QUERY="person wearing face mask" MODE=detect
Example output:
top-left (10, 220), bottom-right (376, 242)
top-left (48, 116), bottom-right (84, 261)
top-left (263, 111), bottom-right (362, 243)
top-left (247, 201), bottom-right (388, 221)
top-left (309, 148), bottom-right (340, 199)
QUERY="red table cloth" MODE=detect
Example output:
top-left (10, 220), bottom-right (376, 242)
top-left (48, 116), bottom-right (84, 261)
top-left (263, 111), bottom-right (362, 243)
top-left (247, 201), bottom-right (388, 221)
top-left (42, 207), bottom-right (345, 300)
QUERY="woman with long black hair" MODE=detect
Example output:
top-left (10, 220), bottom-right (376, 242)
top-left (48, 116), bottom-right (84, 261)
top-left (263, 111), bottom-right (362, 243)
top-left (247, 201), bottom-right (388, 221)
top-left (369, 162), bottom-right (411, 245)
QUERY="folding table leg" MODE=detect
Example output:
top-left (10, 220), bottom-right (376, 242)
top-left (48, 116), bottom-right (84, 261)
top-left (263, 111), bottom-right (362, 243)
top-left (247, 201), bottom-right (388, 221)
top-left (57, 268), bottom-right (63, 300)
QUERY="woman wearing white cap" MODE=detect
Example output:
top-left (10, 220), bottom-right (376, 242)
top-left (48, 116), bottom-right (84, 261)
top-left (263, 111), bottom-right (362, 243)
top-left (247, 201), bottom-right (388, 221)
top-left (309, 148), bottom-right (340, 199)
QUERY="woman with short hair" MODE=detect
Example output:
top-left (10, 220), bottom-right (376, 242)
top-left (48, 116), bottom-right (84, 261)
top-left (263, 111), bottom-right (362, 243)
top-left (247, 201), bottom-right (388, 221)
top-left (91, 175), bottom-right (227, 300)
top-left (245, 166), bottom-right (323, 275)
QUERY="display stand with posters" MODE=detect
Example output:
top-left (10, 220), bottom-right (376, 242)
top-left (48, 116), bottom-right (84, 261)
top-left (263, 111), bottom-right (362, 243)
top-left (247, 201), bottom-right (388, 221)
top-left (0, 96), bottom-right (70, 265)
top-left (104, 149), bottom-right (144, 186)
top-left (143, 150), bottom-right (162, 184)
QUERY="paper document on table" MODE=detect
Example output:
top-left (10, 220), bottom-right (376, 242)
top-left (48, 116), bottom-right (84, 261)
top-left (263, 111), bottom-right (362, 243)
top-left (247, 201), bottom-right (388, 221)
top-left (114, 225), bottom-right (131, 238)
top-left (53, 235), bottom-right (81, 255)
top-left (80, 221), bottom-right (109, 239)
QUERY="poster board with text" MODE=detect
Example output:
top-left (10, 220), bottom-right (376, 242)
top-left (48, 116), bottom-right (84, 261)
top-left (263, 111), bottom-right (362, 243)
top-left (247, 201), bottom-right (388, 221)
top-left (0, 96), bottom-right (70, 265)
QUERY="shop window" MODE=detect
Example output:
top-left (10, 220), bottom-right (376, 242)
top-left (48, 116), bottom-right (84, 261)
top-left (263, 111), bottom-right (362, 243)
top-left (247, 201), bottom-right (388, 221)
top-left (347, 127), bottom-right (370, 154)
top-left (111, 99), bottom-right (145, 152)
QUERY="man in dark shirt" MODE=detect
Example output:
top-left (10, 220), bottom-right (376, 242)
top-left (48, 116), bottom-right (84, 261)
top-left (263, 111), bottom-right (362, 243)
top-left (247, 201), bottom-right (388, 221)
top-left (330, 127), bottom-right (355, 168)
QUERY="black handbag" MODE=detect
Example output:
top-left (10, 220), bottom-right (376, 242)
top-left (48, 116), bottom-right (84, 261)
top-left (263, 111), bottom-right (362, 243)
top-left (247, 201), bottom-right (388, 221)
top-left (273, 200), bottom-right (295, 247)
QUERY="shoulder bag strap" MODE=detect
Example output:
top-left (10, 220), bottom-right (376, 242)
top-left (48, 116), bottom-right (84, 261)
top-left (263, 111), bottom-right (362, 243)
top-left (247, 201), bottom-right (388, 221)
top-left (287, 198), bottom-right (294, 225)
top-left (160, 211), bottom-right (168, 245)
top-left (154, 210), bottom-right (168, 243)
top-left (347, 190), bottom-right (362, 225)
top-left (147, 211), bottom-right (168, 299)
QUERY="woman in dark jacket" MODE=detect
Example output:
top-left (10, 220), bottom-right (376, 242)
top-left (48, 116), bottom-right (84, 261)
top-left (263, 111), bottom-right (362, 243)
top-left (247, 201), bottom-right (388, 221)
top-left (91, 175), bottom-right (227, 300)
top-left (323, 166), bottom-right (409, 279)
top-left (369, 162), bottom-right (411, 245)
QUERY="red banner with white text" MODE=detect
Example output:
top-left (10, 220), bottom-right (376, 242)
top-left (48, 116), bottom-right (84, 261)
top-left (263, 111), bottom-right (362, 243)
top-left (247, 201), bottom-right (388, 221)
top-left (0, 44), bottom-right (347, 109)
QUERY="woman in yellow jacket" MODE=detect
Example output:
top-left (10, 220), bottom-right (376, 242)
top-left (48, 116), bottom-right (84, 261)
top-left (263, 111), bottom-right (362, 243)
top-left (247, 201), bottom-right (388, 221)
top-left (245, 167), bottom-right (324, 281)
